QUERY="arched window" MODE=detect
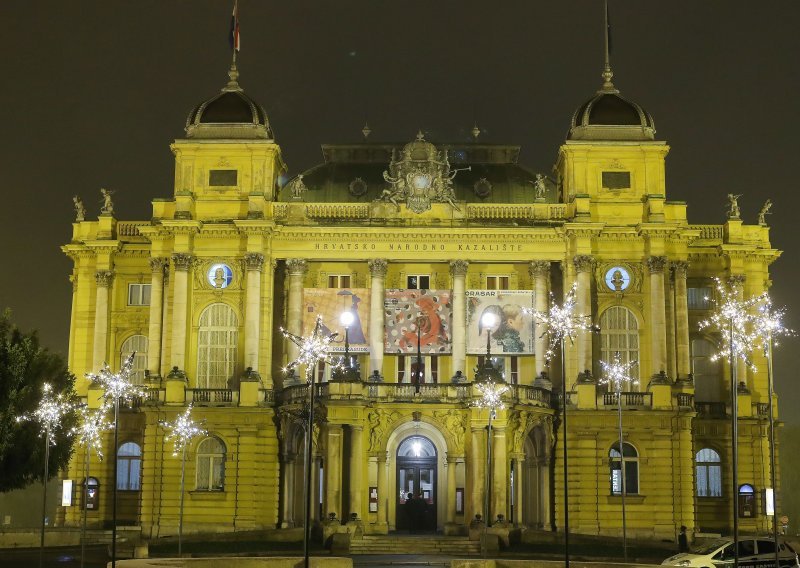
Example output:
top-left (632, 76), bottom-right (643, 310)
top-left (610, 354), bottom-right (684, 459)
top-left (196, 436), bottom-right (226, 491)
top-left (691, 338), bottom-right (722, 402)
top-left (600, 307), bottom-right (640, 387)
top-left (120, 335), bottom-right (148, 384)
top-left (738, 484), bottom-right (756, 518)
top-left (117, 442), bottom-right (142, 491)
top-left (397, 436), bottom-right (437, 458)
top-left (609, 442), bottom-right (639, 495)
top-left (197, 304), bottom-right (238, 388)
top-left (696, 448), bottom-right (722, 497)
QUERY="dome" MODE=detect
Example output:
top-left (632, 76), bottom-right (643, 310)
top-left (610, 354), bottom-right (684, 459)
top-left (568, 70), bottom-right (655, 141)
top-left (185, 65), bottom-right (273, 140)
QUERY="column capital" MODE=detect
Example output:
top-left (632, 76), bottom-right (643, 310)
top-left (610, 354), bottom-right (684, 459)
top-left (244, 252), bottom-right (265, 271)
top-left (286, 258), bottom-right (308, 276)
top-left (368, 258), bottom-right (389, 277)
top-left (449, 259), bottom-right (469, 277)
top-left (149, 257), bottom-right (169, 273)
top-left (671, 260), bottom-right (689, 278)
top-left (572, 255), bottom-right (594, 273)
top-left (728, 274), bottom-right (746, 288)
top-left (528, 260), bottom-right (550, 278)
top-left (94, 270), bottom-right (114, 287)
top-left (646, 255), bottom-right (668, 273)
top-left (171, 253), bottom-right (194, 271)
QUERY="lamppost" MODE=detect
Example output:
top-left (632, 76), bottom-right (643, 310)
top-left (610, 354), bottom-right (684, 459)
top-left (71, 404), bottom-right (112, 568)
top-left (16, 383), bottom-right (77, 568)
top-left (340, 310), bottom-right (354, 370)
top-left (599, 352), bottom-right (638, 562)
top-left (281, 316), bottom-right (341, 568)
top-left (415, 315), bottom-right (424, 393)
top-left (527, 282), bottom-right (594, 568)
top-left (159, 404), bottom-right (206, 557)
top-left (86, 354), bottom-right (145, 568)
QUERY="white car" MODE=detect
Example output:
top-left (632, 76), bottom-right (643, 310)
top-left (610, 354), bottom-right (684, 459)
top-left (662, 537), bottom-right (799, 568)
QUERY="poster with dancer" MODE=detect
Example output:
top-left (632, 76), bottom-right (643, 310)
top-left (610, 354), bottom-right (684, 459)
top-left (465, 290), bottom-right (535, 354)
top-left (384, 289), bottom-right (452, 354)
top-left (302, 288), bottom-right (370, 352)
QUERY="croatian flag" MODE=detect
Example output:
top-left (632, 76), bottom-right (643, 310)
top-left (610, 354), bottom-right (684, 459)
top-left (229, 1), bottom-right (240, 52)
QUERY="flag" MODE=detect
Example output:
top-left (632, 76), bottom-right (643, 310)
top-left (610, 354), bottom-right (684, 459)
top-left (229, 1), bottom-right (240, 52)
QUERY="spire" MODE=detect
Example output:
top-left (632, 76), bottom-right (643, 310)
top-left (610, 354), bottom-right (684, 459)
top-left (416, 129), bottom-right (425, 141)
top-left (601, 0), bottom-right (618, 93)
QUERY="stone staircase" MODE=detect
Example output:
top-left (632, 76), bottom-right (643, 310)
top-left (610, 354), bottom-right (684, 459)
top-left (349, 534), bottom-right (481, 555)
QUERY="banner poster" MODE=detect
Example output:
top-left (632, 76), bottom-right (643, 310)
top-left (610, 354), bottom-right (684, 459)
top-left (384, 289), bottom-right (452, 354)
top-left (466, 290), bottom-right (536, 354)
top-left (302, 288), bottom-right (370, 352)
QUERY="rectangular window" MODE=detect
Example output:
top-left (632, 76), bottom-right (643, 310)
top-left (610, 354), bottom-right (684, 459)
top-left (127, 283), bottom-right (151, 306)
top-left (328, 275), bottom-right (351, 288)
top-left (407, 275), bottom-right (430, 289)
top-left (486, 275), bottom-right (509, 290)
top-left (208, 169), bottom-right (238, 186)
top-left (397, 356), bottom-right (406, 382)
top-left (399, 355), bottom-right (438, 383)
top-left (602, 171), bottom-right (631, 189)
top-left (510, 356), bottom-right (519, 384)
top-left (688, 287), bottom-right (713, 310)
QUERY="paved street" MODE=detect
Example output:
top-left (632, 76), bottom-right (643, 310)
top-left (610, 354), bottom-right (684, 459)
top-left (1, 545), bottom-right (109, 568)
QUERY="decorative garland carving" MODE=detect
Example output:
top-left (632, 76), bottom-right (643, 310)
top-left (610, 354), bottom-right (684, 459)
top-left (433, 409), bottom-right (466, 453)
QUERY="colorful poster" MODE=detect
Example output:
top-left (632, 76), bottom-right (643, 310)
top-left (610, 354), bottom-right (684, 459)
top-left (302, 288), bottom-right (370, 352)
top-left (384, 289), bottom-right (452, 354)
top-left (466, 290), bottom-right (536, 354)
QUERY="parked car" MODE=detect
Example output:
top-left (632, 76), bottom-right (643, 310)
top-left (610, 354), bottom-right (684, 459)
top-left (662, 537), bottom-right (799, 568)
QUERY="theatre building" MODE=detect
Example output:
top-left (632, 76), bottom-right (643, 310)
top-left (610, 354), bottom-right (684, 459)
top-left (59, 59), bottom-right (781, 543)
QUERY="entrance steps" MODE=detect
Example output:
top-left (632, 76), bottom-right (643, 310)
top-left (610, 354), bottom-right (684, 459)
top-left (349, 534), bottom-right (481, 555)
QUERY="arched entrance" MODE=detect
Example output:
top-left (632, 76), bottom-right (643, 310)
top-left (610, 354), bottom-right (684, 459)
top-left (396, 435), bottom-right (437, 532)
top-left (523, 424), bottom-right (550, 528)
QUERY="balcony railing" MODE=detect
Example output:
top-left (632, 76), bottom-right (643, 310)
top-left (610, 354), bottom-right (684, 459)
top-left (189, 389), bottom-right (237, 406)
top-left (755, 402), bottom-right (770, 417)
top-left (600, 392), bottom-right (652, 408)
top-left (695, 401), bottom-right (727, 418)
top-left (676, 392), bottom-right (695, 409)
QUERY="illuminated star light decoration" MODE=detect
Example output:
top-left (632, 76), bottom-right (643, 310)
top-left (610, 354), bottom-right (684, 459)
top-left (698, 278), bottom-right (769, 369)
top-left (524, 282), bottom-right (595, 364)
top-left (473, 378), bottom-right (509, 413)
top-left (599, 352), bottom-right (639, 393)
top-left (753, 295), bottom-right (794, 353)
top-left (280, 315), bottom-right (342, 382)
top-left (16, 382), bottom-right (78, 441)
top-left (70, 404), bottom-right (113, 459)
top-left (160, 405), bottom-right (206, 456)
top-left (85, 353), bottom-right (147, 405)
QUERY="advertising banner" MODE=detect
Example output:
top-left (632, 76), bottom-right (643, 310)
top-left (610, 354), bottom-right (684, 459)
top-left (302, 288), bottom-right (370, 352)
top-left (466, 290), bottom-right (536, 354)
top-left (384, 289), bottom-right (452, 354)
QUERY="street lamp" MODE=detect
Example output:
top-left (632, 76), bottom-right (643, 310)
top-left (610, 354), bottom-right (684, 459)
top-left (340, 310), bottom-right (354, 369)
top-left (599, 352), bottom-right (638, 562)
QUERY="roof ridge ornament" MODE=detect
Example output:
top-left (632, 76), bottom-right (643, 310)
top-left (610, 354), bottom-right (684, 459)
top-left (223, 62), bottom-right (243, 92)
top-left (600, 0), bottom-right (619, 94)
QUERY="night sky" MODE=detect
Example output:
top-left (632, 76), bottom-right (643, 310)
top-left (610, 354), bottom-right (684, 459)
top-left (2, 2), bottom-right (798, 419)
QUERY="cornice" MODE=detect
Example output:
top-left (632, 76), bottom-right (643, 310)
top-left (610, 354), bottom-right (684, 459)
top-left (271, 228), bottom-right (566, 243)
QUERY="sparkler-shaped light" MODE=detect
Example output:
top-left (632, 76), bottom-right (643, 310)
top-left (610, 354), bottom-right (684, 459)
top-left (525, 282), bottom-right (594, 364)
top-left (160, 405), bottom-right (206, 457)
top-left (698, 278), bottom-right (768, 369)
top-left (753, 296), bottom-right (794, 352)
top-left (86, 353), bottom-right (146, 405)
top-left (281, 315), bottom-right (342, 381)
top-left (16, 383), bottom-right (78, 442)
top-left (70, 405), bottom-right (112, 460)
top-left (599, 352), bottom-right (639, 393)
top-left (473, 379), bottom-right (509, 412)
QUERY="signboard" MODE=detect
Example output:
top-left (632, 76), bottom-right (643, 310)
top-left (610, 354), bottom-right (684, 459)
top-left (302, 289), bottom-right (371, 353)
top-left (466, 290), bottom-right (536, 354)
top-left (384, 290), bottom-right (452, 354)
top-left (765, 488), bottom-right (775, 516)
top-left (369, 487), bottom-right (378, 513)
top-left (61, 480), bottom-right (73, 507)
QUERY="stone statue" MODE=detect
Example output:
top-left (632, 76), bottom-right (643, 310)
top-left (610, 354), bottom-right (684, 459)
top-left (726, 193), bottom-right (741, 219)
top-left (100, 188), bottom-right (114, 215)
top-left (534, 174), bottom-right (547, 200)
top-left (290, 175), bottom-right (307, 200)
top-left (758, 199), bottom-right (772, 225)
top-left (72, 196), bottom-right (85, 222)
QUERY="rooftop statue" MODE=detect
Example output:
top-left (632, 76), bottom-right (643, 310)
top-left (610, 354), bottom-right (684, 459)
top-left (726, 193), bottom-right (742, 219)
top-left (100, 188), bottom-right (114, 216)
top-left (758, 199), bottom-right (772, 225)
top-left (72, 195), bottom-right (86, 222)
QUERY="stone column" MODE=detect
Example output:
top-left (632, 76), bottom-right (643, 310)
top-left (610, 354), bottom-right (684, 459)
top-left (647, 256), bottom-right (668, 378)
top-left (325, 424), bottom-right (343, 520)
top-left (368, 259), bottom-right (388, 377)
top-left (244, 253), bottom-right (265, 374)
top-left (673, 261), bottom-right (691, 379)
top-left (573, 255), bottom-right (594, 377)
top-left (286, 259), bottom-right (308, 364)
top-left (92, 270), bottom-right (114, 371)
top-left (376, 452), bottom-right (389, 529)
top-left (492, 427), bottom-right (508, 523)
top-left (349, 426), bottom-right (364, 520)
top-left (169, 253), bottom-right (193, 373)
top-left (280, 454), bottom-right (295, 528)
top-left (147, 258), bottom-right (168, 377)
top-left (470, 427), bottom-right (485, 523)
top-left (529, 261), bottom-right (550, 380)
top-left (446, 456), bottom-right (457, 524)
top-left (513, 456), bottom-right (525, 526)
top-left (450, 260), bottom-right (469, 377)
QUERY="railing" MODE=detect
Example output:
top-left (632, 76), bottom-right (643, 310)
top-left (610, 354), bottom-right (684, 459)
top-left (755, 402), bottom-right (770, 417)
top-left (465, 203), bottom-right (567, 222)
top-left (261, 389), bottom-right (275, 404)
top-left (676, 392), bottom-right (695, 409)
top-left (695, 401), bottom-right (727, 418)
top-left (306, 204), bottom-right (370, 219)
top-left (601, 392), bottom-right (652, 408)
top-left (116, 221), bottom-right (149, 238)
top-left (188, 389), bottom-right (236, 405)
top-left (512, 385), bottom-right (552, 407)
top-left (689, 224), bottom-right (724, 241)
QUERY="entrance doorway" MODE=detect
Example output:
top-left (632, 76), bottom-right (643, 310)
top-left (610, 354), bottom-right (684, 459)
top-left (396, 436), bottom-right (437, 532)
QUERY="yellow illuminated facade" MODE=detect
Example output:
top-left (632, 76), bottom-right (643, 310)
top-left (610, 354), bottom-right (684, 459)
top-left (59, 62), bottom-right (782, 543)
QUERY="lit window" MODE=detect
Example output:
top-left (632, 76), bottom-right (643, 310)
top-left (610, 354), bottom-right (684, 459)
top-left (327, 275), bottom-right (351, 288)
top-left (609, 442), bottom-right (639, 495)
top-left (696, 448), bottom-right (722, 497)
top-left (407, 275), bottom-right (430, 290)
top-left (128, 284), bottom-right (151, 306)
top-left (120, 335), bottom-right (148, 384)
top-left (197, 303), bottom-right (238, 388)
top-left (117, 442), bottom-right (142, 491)
top-left (398, 355), bottom-right (438, 383)
top-left (688, 287), bottom-right (713, 310)
top-left (486, 276), bottom-right (509, 290)
top-left (599, 306), bottom-right (640, 387)
top-left (196, 437), bottom-right (226, 491)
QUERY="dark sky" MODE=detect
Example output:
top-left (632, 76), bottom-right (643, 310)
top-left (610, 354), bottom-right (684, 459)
top-left (1, 2), bottom-right (798, 418)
